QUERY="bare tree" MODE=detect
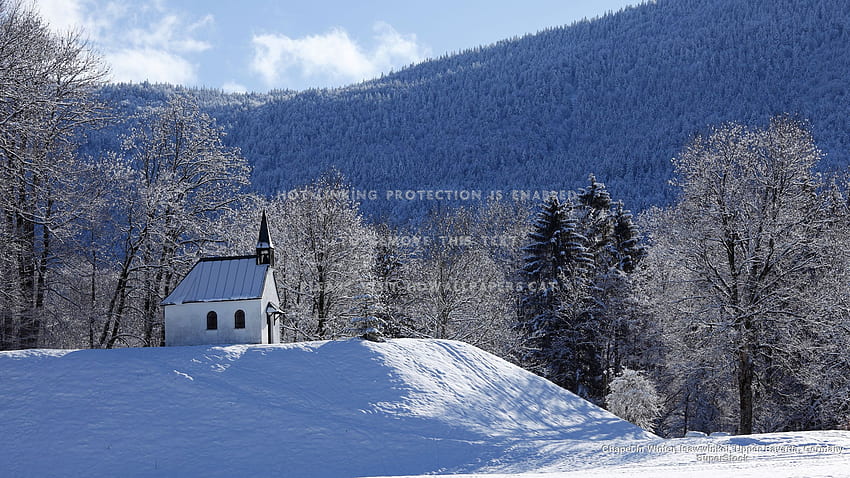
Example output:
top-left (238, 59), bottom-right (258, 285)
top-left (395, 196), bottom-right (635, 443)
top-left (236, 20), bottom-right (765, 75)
top-left (406, 205), bottom-right (521, 357)
top-left (643, 116), bottom-right (850, 434)
top-left (267, 174), bottom-right (377, 341)
top-left (606, 369), bottom-right (662, 431)
top-left (95, 95), bottom-right (250, 348)
top-left (0, 0), bottom-right (108, 349)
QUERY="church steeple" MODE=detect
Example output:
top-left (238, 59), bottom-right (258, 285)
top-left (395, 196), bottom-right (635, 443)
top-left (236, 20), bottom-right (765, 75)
top-left (256, 210), bottom-right (275, 266)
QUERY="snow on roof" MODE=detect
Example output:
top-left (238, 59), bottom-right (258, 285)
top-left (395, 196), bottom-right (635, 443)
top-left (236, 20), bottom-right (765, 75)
top-left (161, 256), bottom-right (269, 305)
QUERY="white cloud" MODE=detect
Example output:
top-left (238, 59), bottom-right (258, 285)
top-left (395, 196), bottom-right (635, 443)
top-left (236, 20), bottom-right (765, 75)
top-left (127, 14), bottom-right (211, 53)
top-left (106, 48), bottom-right (197, 85)
top-left (189, 14), bottom-right (214, 32)
top-left (251, 22), bottom-right (430, 88)
top-left (29, 0), bottom-right (87, 33)
top-left (31, 0), bottom-right (127, 42)
top-left (31, 0), bottom-right (213, 86)
top-left (372, 21), bottom-right (426, 70)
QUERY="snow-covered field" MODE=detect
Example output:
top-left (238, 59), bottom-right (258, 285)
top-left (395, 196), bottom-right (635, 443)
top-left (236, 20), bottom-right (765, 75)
top-left (1, 339), bottom-right (848, 477)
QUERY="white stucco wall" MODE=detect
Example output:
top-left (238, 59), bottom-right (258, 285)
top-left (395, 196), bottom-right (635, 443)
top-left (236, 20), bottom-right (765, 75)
top-left (262, 268), bottom-right (282, 344)
top-left (165, 299), bottom-right (264, 346)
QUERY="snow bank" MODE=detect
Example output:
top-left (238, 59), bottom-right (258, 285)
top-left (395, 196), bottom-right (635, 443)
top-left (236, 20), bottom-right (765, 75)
top-left (407, 431), bottom-right (850, 478)
top-left (0, 339), bottom-right (652, 477)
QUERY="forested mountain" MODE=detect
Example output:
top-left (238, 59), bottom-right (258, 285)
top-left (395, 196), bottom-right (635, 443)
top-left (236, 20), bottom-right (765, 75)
top-left (85, 0), bottom-right (850, 221)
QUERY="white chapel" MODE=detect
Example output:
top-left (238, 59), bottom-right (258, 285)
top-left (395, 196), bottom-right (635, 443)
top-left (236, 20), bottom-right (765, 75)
top-left (162, 212), bottom-right (282, 346)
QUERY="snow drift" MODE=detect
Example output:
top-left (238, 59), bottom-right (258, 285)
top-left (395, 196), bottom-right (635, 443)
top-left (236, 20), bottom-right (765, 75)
top-left (0, 339), bottom-right (652, 477)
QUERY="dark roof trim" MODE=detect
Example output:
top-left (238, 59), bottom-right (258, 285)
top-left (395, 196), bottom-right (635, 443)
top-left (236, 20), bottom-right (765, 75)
top-left (174, 297), bottom-right (263, 305)
top-left (198, 255), bottom-right (256, 262)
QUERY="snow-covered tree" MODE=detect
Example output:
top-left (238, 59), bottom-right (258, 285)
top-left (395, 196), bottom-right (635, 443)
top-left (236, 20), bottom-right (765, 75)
top-left (405, 206), bottom-right (518, 356)
top-left (346, 293), bottom-right (387, 342)
top-left (95, 95), bottom-right (250, 348)
top-left (635, 206), bottom-right (738, 437)
top-left (372, 223), bottom-right (416, 338)
top-left (270, 173), bottom-right (378, 341)
top-left (606, 369), bottom-right (661, 431)
top-left (572, 177), bottom-right (647, 399)
top-left (517, 180), bottom-right (645, 401)
top-left (642, 116), bottom-right (850, 434)
top-left (610, 203), bottom-right (644, 274)
top-left (575, 174), bottom-right (614, 261)
top-left (517, 194), bottom-right (593, 392)
top-left (0, 0), bottom-right (108, 349)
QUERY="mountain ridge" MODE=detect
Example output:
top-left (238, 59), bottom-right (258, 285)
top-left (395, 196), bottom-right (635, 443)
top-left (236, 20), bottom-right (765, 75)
top-left (86, 0), bottom-right (850, 221)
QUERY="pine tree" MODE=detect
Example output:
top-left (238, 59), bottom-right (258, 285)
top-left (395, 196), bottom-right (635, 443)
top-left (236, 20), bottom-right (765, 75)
top-left (518, 195), bottom-right (592, 391)
top-left (346, 293), bottom-right (386, 342)
top-left (576, 174), bottom-right (617, 266)
top-left (610, 203), bottom-right (644, 274)
top-left (372, 224), bottom-right (414, 338)
top-left (571, 175), bottom-right (615, 398)
top-left (565, 176), bottom-right (647, 401)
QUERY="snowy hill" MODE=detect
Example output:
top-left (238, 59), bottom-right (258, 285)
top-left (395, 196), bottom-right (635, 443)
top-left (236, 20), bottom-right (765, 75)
top-left (0, 339), bottom-right (649, 477)
top-left (2, 339), bottom-right (849, 477)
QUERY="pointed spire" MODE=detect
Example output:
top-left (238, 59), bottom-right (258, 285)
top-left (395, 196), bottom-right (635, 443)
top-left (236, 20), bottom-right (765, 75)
top-left (256, 210), bottom-right (275, 266)
top-left (257, 210), bottom-right (273, 248)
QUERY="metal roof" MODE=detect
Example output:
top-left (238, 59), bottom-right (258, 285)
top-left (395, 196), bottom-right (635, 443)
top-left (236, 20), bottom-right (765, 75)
top-left (161, 256), bottom-right (270, 305)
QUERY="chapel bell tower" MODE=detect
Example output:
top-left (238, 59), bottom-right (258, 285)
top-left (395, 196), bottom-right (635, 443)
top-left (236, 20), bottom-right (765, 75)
top-left (256, 210), bottom-right (275, 266)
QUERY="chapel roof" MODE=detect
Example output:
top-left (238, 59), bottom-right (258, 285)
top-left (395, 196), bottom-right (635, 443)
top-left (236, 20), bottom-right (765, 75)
top-left (161, 255), bottom-right (270, 305)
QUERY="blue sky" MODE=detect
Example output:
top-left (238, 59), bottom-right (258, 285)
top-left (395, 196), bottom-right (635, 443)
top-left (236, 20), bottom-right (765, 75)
top-left (32, 0), bottom-right (638, 92)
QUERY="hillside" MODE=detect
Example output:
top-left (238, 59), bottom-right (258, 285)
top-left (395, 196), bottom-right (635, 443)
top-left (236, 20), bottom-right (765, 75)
top-left (2, 339), bottom-right (849, 477)
top-left (0, 339), bottom-right (653, 477)
top-left (86, 0), bottom-right (850, 221)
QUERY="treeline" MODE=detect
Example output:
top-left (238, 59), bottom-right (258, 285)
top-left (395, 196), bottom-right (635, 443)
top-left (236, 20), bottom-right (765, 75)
top-left (517, 116), bottom-right (850, 437)
top-left (0, 0), bottom-right (108, 349)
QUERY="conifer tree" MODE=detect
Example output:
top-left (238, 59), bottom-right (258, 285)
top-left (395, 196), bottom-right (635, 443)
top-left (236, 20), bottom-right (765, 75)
top-left (522, 178), bottom-right (646, 401)
top-left (518, 195), bottom-right (592, 391)
top-left (372, 224), bottom-right (414, 338)
top-left (610, 203), bottom-right (644, 274)
top-left (346, 293), bottom-right (386, 342)
top-left (575, 174), bottom-right (614, 259)
top-left (572, 177), bottom-right (642, 400)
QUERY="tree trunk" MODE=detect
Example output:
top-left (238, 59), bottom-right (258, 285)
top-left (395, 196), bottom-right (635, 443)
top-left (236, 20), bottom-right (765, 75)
top-left (737, 343), bottom-right (754, 434)
top-left (89, 246), bottom-right (96, 349)
top-left (17, 208), bottom-right (38, 349)
top-left (315, 261), bottom-right (327, 338)
top-left (99, 252), bottom-right (134, 347)
top-left (33, 195), bottom-right (53, 342)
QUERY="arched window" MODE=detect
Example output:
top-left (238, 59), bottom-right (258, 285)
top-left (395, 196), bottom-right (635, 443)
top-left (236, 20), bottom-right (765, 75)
top-left (206, 311), bottom-right (218, 330)
top-left (234, 310), bottom-right (245, 329)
